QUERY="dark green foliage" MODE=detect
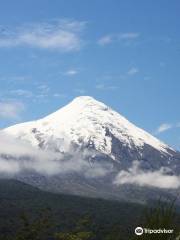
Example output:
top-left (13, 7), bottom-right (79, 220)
top-left (55, 232), bottom-right (92, 240)
top-left (0, 179), bottom-right (144, 240)
top-left (55, 215), bottom-right (94, 240)
top-left (14, 208), bottom-right (52, 240)
top-left (145, 198), bottom-right (176, 228)
top-left (0, 179), bottom-right (179, 240)
top-left (133, 198), bottom-right (180, 240)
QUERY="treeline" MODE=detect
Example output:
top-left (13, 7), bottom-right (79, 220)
top-left (1, 199), bottom-right (180, 240)
top-left (0, 180), bottom-right (179, 240)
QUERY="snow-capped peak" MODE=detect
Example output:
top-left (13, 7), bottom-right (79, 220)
top-left (2, 96), bottom-right (173, 158)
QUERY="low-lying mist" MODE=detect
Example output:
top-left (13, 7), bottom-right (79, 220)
top-left (0, 133), bottom-right (111, 178)
top-left (0, 133), bottom-right (180, 189)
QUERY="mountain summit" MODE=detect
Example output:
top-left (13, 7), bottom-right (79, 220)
top-left (3, 96), bottom-right (173, 157)
top-left (1, 96), bottom-right (180, 201)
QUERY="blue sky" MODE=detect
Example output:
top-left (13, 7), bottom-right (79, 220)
top-left (0, 0), bottom-right (179, 149)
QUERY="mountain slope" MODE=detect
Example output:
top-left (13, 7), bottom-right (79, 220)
top-left (1, 96), bottom-right (180, 201)
top-left (2, 96), bottom-right (172, 154)
top-left (0, 179), bottom-right (146, 240)
top-left (2, 96), bottom-right (178, 169)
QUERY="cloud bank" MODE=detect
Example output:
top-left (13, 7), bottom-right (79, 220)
top-left (114, 161), bottom-right (180, 189)
top-left (0, 133), bottom-right (179, 189)
top-left (0, 133), bottom-right (110, 178)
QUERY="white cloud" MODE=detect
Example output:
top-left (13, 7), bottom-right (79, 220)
top-left (37, 84), bottom-right (50, 94)
top-left (154, 122), bottom-right (180, 135)
top-left (114, 161), bottom-right (180, 189)
top-left (156, 123), bottom-right (173, 134)
top-left (34, 84), bottom-right (50, 101)
top-left (10, 89), bottom-right (33, 98)
top-left (98, 35), bottom-right (113, 46)
top-left (119, 32), bottom-right (140, 40)
top-left (98, 32), bottom-right (139, 46)
top-left (0, 133), bottom-right (111, 178)
top-left (0, 75), bottom-right (31, 83)
top-left (0, 19), bottom-right (86, 51)
top-left (95, 84), bottom-right (118, 90)
top-left (53, 93), bottom-right (66, 98)
top-left (0, 159), bottom-right (20, 174)
top-left (0, 101), bottom-right (25, 119)
top-left (74, 88), bottom-right (86, 94)
top-left (64, 69), bottom-right (78, 76)
top-left (127, 67), bottom-right (139, 75)
top-left (0, 133), bottom-right (62, 175)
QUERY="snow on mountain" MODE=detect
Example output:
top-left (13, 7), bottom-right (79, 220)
top-left (2, 96), bottom-right (173, 160)
top-left (1, 96), bottom-right (180, 201)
